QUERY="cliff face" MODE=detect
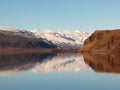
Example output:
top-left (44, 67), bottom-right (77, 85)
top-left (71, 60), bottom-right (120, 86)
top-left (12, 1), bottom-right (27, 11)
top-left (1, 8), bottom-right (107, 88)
top-left (80, 30), bottom-right (120, 51)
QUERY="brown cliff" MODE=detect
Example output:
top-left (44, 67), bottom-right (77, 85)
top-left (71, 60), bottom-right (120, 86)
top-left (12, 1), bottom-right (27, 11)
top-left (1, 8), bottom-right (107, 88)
top-left (80, 30), bottom-right (120, 52)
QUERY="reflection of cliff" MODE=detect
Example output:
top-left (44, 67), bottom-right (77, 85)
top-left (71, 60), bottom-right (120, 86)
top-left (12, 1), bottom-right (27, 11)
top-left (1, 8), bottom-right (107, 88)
top-left (81, 52), bottom-right (120, 73)
top-left (0, 53), bottom-right (88, 75)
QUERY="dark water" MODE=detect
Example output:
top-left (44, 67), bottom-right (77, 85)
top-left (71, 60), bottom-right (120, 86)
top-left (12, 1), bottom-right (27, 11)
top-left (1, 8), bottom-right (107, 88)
top-left (0, 52), bottom-right (120, 90)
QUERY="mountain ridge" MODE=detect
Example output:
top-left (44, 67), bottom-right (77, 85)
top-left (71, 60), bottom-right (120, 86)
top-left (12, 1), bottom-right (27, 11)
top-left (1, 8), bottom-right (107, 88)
top-left (0, 26), bottom-right (90, 49)
top-left (31, 29), bottom-right (90, 49)
top-left (0, 26), bottom-right (57, 49)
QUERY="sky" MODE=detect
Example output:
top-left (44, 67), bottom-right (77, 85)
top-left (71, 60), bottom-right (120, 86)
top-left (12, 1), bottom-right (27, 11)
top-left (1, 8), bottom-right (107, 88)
top-left (0, 0), bottom-right (120, 32)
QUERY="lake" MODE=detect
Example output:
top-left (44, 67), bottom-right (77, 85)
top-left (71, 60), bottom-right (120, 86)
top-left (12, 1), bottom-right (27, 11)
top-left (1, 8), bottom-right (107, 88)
top-left (0, 52), bottom-right (120, 90)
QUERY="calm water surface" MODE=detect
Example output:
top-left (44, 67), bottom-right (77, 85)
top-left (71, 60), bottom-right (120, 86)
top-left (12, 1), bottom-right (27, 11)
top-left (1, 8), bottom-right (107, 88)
top-left (0, 52), bottom-right (120, 90)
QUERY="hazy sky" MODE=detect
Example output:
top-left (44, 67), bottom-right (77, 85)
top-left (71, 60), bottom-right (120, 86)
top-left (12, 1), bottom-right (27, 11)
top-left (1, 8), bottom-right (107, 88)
top-left (0, 0), bottom-right (120, 32)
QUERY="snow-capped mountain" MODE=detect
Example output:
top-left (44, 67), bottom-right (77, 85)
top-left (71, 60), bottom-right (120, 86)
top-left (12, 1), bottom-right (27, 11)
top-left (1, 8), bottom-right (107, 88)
top-left (0, 26), bottom-right (90, 49)
top-left (31, 29), bottom-right (90, 49)
top-left (0, 26), bottom-right (57, 48)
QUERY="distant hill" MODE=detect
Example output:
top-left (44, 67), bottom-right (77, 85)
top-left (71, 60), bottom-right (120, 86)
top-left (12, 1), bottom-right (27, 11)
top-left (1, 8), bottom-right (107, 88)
top-left (80, 30), bottom-right (120, 52)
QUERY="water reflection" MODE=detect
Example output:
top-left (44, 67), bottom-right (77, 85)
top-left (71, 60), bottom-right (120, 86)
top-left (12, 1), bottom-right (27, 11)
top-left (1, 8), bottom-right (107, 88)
top-left (0, 52), bottom-right (120, 75)
top-left (81, 52), bottom-right (120, 74)
top-left (0, 52), bottom-right (120, 90)
top-left (0, 53), bottom-right (88, 75)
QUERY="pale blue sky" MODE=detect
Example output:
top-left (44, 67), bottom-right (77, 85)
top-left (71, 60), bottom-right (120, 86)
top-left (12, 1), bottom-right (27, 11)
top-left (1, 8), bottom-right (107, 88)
top-left (0, 0), bottom-right (120, 32)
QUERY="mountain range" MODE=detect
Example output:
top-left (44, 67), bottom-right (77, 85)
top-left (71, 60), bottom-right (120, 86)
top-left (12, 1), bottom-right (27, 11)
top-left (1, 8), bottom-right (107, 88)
top-left (0, 26), bottom-right (90, 49)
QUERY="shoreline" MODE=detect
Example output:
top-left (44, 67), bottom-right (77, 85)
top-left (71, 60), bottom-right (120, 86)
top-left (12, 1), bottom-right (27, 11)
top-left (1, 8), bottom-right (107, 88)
top-left (0, 48), bottom-right (78, 53)
top-left (0, 49), bottom-right (119, 53)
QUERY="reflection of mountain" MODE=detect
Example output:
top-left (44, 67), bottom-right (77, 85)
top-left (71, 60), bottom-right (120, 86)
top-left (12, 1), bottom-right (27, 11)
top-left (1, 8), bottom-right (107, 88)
top-left (0, 53), bottom-right (56, 75)
top-left (31, 53), bottom-right (88, 72)
top-left (0, 53), bottom-right (88, 75)
top-left (81, 52), bottom-right (120, 73)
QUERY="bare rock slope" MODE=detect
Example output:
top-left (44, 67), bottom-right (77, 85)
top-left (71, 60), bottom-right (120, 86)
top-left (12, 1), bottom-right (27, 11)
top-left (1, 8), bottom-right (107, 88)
top-left (80, 30), bottom-right (120, 52)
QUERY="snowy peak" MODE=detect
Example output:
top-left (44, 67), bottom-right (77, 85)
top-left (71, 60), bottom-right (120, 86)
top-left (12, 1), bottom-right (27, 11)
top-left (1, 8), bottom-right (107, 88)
top-left (0, 26), bottom-right (21, 32)
top-left (0, 26), bottom-right (35, 38)
top-left (31, 29), bottom-right (90, 49)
